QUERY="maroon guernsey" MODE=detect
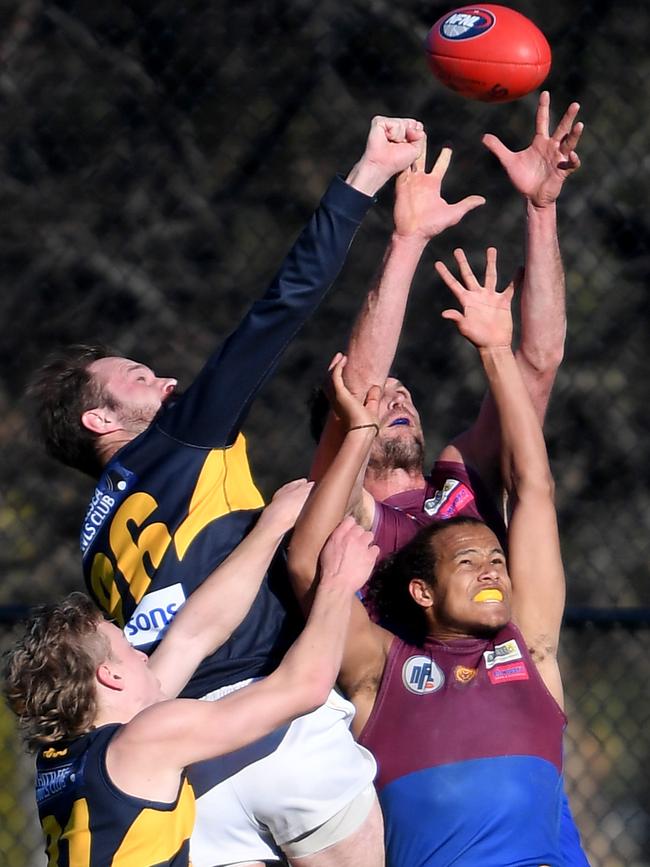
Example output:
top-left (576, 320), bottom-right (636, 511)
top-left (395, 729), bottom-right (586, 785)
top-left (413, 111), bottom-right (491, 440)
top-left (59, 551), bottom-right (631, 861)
top-left (358, 622), bottom-right (566, 866)
top-left (365, 463), bottom-right (588, 866)
top-left (371, 460), bottom-right (505, 563)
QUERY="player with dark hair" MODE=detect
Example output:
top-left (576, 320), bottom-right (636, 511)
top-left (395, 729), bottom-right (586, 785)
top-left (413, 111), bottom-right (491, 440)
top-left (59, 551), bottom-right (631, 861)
top-left (4, 479), bottom-right (379, 866)
top-left (289, 247), bottom-right (570, 866)
top-left (311, 93), bottom-right (583, 559)
top-left (27, 116), bottom-right (443, 867)
top-left (28, 343), bottom-right (114, 478)
top-left (310, 97), bottom-right (588, 862)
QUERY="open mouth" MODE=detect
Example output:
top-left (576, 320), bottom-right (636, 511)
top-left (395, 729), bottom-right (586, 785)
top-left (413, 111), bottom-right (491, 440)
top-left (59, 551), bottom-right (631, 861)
top-left (472, 588), bottom-right (503, 603)
top-left (389, 417), bottom-right (410, 427)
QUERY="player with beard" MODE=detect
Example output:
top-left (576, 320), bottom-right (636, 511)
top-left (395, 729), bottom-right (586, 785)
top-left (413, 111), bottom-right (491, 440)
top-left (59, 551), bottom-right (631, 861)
top-left (311, 92), bottom-right (583, 563)
top-left (27, 116), bottom-right (437, 867)
top-left (309, 93), bottom-right (588, 863)
top-left (355, 370), bottom-right (506, 562)
top-left (289, 248), bottom-right (571, 866)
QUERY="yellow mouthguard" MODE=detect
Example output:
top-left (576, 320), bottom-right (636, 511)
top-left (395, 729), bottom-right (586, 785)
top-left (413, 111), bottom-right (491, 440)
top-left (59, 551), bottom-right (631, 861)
top-left (473, 588), bottom-right (503, 603)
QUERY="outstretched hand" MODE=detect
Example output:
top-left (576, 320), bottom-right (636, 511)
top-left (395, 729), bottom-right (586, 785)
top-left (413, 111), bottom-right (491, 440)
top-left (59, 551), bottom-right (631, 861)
top-left (482, 91), bottom-right (583, 208)
top-left (394, 142), bottom-right (486, 240)
top-left (435, 248), bottom-right (515, 349)
top-left (326, 353), bottom-right (381, 431)
top-left (319, 515), bottom-right (379, 596)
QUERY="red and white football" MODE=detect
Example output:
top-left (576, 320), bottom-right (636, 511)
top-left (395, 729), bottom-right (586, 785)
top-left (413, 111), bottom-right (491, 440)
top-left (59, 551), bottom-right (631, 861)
top-left (425, 5), bottom-right (551, 103)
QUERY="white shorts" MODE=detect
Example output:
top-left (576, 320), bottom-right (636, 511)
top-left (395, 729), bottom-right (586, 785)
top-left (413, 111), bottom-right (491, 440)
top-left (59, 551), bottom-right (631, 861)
top-left (187, 682), bottom-right (377, 867)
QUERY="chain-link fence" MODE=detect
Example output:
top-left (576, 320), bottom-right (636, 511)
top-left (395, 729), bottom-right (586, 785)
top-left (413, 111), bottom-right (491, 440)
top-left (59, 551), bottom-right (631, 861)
top-left (1, 0), bottom-right (648, 864)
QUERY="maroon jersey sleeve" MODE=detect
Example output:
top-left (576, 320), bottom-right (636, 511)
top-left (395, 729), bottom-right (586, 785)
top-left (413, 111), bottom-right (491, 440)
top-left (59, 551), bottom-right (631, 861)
top-left (371, 503), bottom-right (424, 563)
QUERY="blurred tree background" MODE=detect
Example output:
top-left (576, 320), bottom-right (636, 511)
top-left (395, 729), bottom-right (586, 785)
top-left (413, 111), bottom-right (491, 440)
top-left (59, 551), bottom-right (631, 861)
top-left (0, 0), bottom-right (648, 864)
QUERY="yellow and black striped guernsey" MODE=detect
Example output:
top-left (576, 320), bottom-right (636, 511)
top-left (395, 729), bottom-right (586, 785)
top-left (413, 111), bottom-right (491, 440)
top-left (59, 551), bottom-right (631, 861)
top-left (36, 724), bottom-right (195, 866)
top-left (78, 176), bottom-right (374, 699)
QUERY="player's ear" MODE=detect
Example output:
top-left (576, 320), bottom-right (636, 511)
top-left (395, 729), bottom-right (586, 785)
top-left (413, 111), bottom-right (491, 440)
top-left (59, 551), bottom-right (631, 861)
top-left (81, 407), bottom-right (121, 435)
top-left (96, 662), bottom-right (124, 691)
top-left (409, 577), bottom-right (434, 609)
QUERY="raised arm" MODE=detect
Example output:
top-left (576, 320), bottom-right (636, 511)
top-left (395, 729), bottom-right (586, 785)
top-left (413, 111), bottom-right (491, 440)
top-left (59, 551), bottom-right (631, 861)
top-left (290, 355), bottom-right (382, 610)
top-left (289, 357), bottom-right (393, 727)
top-left (344, 143), bottom-right (486, 397)
top-left (440, 93), bottom-right (583, 488)
top-left (311, 142), bottom-right (485, 513)
top-left (436, 248), bottom-right (565, 707)
top-left (109, 516), bottom-right (378, 790)
top-left (485, 90), bottom-right (582, 412)
top-left (159, 116), bottom-right (426, 449)
top-left (149, 478), bottom-right (312, 697)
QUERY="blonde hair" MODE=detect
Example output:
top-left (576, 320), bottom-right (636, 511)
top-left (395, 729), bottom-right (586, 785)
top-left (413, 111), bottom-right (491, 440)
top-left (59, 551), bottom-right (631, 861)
top-left (3, 592), bottom-right (109, 752)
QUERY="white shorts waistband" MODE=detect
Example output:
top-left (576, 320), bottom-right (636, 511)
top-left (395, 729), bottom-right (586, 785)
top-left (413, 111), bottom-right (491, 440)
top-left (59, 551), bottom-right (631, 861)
top-left (200, 676), bottom-right (263, 702)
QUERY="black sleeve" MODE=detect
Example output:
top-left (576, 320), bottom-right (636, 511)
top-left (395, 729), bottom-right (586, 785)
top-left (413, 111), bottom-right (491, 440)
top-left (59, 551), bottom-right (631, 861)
top-left (157, 175), bottom-right (374, 448)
